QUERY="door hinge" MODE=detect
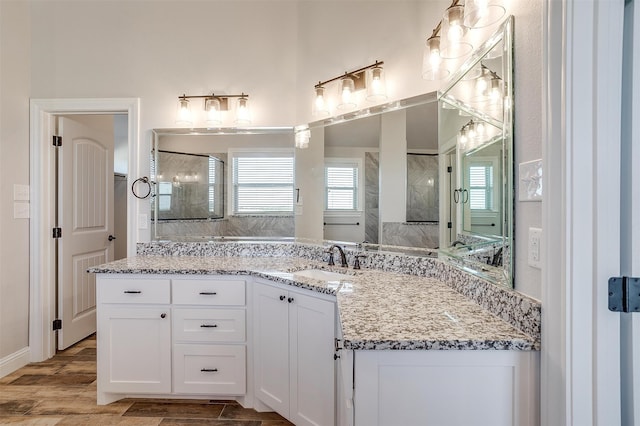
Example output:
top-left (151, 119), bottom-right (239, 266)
top-left (52, 135), bottom-right (62, 147)
top-left (52, 319), bottom-right (62, 331)
top-left (447, 222), bottom-right (452, 229)
top-left (608, 276), bottom-right (640, 313)
top-left (52, 227), bottom-right (62, 239)
top-left (447, 166), bottom-right (452, 173)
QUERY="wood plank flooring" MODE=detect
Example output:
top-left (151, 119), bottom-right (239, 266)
top-left (0, 335), bottom-right (293, 425)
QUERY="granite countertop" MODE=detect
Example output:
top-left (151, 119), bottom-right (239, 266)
top-left (90, 255), bottom-right (537, 351)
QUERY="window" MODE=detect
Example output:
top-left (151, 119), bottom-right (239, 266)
top-left (232, 153), bottom-right (294, 214)
top-left (468, 162), bottom-right (494, 210)
top-left (157, 182), bottom-right (173, 211)
top-left (324, 160), bottom-right (360, 211)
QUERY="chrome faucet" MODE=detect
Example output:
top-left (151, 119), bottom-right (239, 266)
top-left (327, 244), bottom-right (349, 267)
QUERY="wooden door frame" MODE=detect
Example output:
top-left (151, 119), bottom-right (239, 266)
top-left (29, 98), bottom-right (140, 362)
top-left (542, 0), bottom-right (624, 424)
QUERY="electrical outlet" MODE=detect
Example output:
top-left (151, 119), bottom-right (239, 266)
top-left (528, 227), bottom-right (542, 269)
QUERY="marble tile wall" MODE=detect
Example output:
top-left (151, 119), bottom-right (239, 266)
top-left (136, 240), bottom-right (540, 342)
top-left (365, 152), bottom-right (379, 244)
top-left (406, 154), bottom-right (439, 222)
top-left (381, 222), bottom-right (439, 249)
top-left (153, 216), bottom-right (294, 239)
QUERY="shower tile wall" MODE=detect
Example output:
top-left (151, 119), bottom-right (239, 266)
top-left (365, 152), bottom-right (379, 243)
top-left (381, 222), bottom-right (439, 249)
top-left (406, 154), bottom-right (438, 222)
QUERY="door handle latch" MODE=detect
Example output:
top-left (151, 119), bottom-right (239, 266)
top-left (108, 235), bottom-right (116, 241)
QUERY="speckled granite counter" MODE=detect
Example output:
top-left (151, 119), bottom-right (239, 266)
top-left (90, 255), bottom-right (538, 351)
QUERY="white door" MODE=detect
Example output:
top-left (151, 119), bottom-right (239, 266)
top-left (57, 115), bottom-right (115, 349)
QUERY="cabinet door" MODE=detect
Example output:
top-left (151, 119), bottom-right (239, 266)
top-left (97, 306), bottom-right (171, 394)
top-left (289, 291), bottom-right (336, 426)
top-left (253, 282), bottom-right (290, 416)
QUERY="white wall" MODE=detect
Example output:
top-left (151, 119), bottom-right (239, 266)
top-left (0, 0), bottom-right (543, 365)
top-left (0, 1), bottom-right (31, 361)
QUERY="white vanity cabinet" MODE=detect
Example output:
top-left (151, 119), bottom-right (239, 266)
top-left (96, 277), bottom-right (172, 401)
top-left (253, 279), bottom-right (336, 426)
top-left (352, 350), bottom-right (540, 426)
top-left (96, 275), bottom-right (248, 405)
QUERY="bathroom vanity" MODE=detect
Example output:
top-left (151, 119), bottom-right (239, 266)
top-left (91, 243), bottom-right (540, 426)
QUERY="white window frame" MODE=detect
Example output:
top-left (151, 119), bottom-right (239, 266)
top-left (228, 148), bottom-right (295, 216)
top-left (465, 156), bottom-right (499, 212)
top-left (324, 157), bottom-right (364, 215)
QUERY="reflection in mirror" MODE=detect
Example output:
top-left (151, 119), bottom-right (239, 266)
top-left (438, 16), bottom-right (513, 286)
top-left (151, 128), bottom-right (295, 241)
top-left (154, 150), bottom-right (224, 220)
top-left (317, 94), bottom-right (440, 250)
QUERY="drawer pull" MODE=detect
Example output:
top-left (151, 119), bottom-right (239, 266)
top-left (200, 368), bottom-right (218, 373)
top-left (124, 290), bottom-right (142, 294)
top-left (199, 292), bottom-right (217, 296)
top-left (200, 324), bottom-right (218, 328)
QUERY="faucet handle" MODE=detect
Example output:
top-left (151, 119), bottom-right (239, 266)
top-left (353, 254), bottom-right (367, 270)
top-left (324, 248), bottom-right (335, 266)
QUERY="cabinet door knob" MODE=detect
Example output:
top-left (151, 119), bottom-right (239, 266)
top-left (160, 313), bottom-right (166, 319)
top-left (288, 297), bottom-right (294, 303)
top-left (279, 295), bottom-right (286, 301)
top-left (200, 368), bottom-right (218, 372)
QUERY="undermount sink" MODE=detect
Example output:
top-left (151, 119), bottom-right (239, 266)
top-left (293, 268), bottom-right (354, 281)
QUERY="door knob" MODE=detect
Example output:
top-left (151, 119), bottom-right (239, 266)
top-left (108, 235), bottom-right (116, 241)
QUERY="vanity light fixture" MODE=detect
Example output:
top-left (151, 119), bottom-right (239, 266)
top-left (176, 92), bottom-right (251, 126)
top-left (313, 60), bottom-right (386, 116)
top-left (464, 0), bottom-right (506, 29)
top-left (422, 0), bottom-right (507, 80)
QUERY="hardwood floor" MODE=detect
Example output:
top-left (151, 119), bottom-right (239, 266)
top-left (0, 335), bottom-right (293, 425)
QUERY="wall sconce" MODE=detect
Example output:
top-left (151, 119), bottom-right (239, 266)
top-left (313, 60), bottom-right (386, 116)
top-left (176, 92), bottom-right (251, 126)
top-left (422, 0), bottom-right (506, 81)
top-left (294, 125), bottom-right (311, 149)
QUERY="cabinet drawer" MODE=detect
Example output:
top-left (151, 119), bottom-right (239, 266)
top-left (98, 278), bottom-right (170, 304)
top-left (172, 279), bottom-right (246, 306)
top-left (173, 308), bottom-right (246, 343)
top-left (173, 344), bottom-right (246, 395)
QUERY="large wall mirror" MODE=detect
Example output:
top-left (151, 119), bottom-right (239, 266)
top-left (151, 128), bottom-right (295, 241)
top-left (438, 16), bottom-right (514, 286)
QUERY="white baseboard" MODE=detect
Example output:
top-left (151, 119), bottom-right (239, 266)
top-left (0, 347), bottom-right (30, 378)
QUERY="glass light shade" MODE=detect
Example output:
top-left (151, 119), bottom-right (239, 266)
top-left (475, 65), bottom-right (491, 96)
top-left (175, 98), bottom-right (193, 125)
top-left (489, 76), bottom-right (503, 102)
top-left (457, 126), bottom-right (468, 148)
top-left (235, 97), bottom-right (251, 125)
top-left (205, 97), bottom-right (222, 126)
top-left (366, 66), bottom-right (387, 102)
top-left (464, 0), bottom-right (506, 29)
top-left (313, 86), bottom-right (331, 116)
top-left (295, 127), bottom-right (311, 149)
top-left (422, 36), bottom-right (450, 80)
top-left (337, 76), bottom-right (357, 110)
top-left (440, 5), bottom-right (473, 59)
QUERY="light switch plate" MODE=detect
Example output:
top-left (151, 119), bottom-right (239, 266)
top-left (13, 184), bottom-right (30, 201)
top-left (528, 227), bottom-right (542, 269)
top-left (519, 159), bottom-right (542, 201)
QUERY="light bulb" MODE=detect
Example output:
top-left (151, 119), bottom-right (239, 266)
top-left (489, 77), bottom-right (502, 101)
top-left (205, 97), bottom-right (222, 126)
top-left (314, 86), bottom-right (330, 117)
top-left (440, 5), bottom-right (472, 59)
top-left (422, 36), bottom-right (450, 80)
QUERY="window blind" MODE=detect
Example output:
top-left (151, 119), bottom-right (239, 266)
top-left (232, 156), bottom-right (294, 214)
top-left (325, 165), bottom-right (358, 210)
top-left (469, 165), bottom-right (494, 210)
